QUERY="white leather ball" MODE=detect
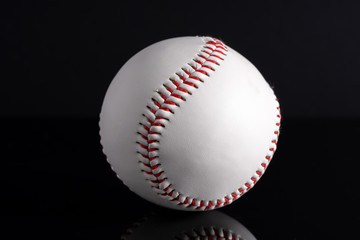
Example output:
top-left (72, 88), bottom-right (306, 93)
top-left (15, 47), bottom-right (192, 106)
top-left (100, 36), bottom-right (281, 211)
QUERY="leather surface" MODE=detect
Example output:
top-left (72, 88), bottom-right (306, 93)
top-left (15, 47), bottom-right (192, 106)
top-left (100, 37), bottom-right (206, 209)
top-left (100, 36), bottom-right (279, 210)
top-left (159, 46), bottom-right (278, 201)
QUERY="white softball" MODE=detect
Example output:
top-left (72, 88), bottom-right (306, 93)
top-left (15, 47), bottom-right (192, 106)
top-left (100, 36), bottom-right (280, 211)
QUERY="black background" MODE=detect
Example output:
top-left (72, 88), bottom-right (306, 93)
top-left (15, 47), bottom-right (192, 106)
top-left (2, 0), bottom-right (359, 239)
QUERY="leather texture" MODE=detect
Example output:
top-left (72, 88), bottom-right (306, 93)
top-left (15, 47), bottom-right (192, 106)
top-left (100, 36), bottom-right (280, 211)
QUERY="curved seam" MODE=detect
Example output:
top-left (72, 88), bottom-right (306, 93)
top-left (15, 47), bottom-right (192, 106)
top-left (135, 37), bottom-right (281, 210)
top-left (99, 37), bottom-right (281, 210)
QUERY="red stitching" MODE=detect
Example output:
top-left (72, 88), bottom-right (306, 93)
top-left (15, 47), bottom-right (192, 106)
top-left (132, 37), bottom-right (281, 210)
top-left (176, 73), bottom-right (186, 81)
top-left (188, 76), bottom-right (202, 81)
top-left (177, 87), bottom-right (190, 94)
top-left (201, 49), bottom-right (212, 55)
top-left (181, 68), bottom-right (191, 76)
top-left (147, 106), bottom-right (156, 114)
top-left (164, 100), bottom-right (176, 105)
top-left (213, 49), bottom-right (227, 55)
top-left (191, 66), bottom-right (208, 76)
top-left (183, 81), bottom-right (197, 88)
top-left (159, 106), bottom-right (169, 111)
top-left (209, 54), bottom-right (224, 60)
top-left (197, 54), bottom-right (220, 65)
top-left (170, 78), bottom-right (180, 87)
top-left (170, 93), bottom-right (183, 99)
top-left (163, 85), bottom-right (173, 93)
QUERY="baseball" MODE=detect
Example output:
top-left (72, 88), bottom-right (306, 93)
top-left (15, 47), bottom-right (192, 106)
top-left (99, 36), bottom-right (280, 211)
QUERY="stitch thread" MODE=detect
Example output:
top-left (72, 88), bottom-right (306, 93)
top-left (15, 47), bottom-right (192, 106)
top-left (134, 37), bottom-right (281, 210)
top-left (98, 37), bottom-right (280, 210)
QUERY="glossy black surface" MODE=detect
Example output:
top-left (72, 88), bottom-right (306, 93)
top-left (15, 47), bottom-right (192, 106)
top-left (2, 1), bottom-right (360, 118)
top-left (2, 1), bottom-right (359, 238)
top-left (1, 117), bottom-right (357, 239)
